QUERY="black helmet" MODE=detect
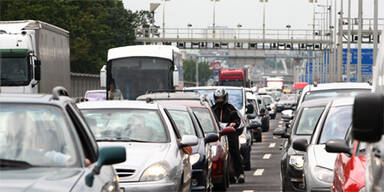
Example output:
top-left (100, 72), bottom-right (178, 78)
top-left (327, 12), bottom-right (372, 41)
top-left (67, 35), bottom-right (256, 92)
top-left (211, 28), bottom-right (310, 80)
top-left (214, 88), bottom-right (228, 104)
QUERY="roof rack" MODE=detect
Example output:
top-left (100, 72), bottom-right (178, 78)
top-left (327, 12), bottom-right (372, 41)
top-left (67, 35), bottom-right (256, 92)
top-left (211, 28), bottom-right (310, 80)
top-left (51, 86), bottom-right (69, 100)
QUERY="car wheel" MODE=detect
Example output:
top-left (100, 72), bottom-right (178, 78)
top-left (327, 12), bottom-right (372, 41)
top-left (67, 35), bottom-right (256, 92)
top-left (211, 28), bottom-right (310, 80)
top-left (213, 165), bottom-right (228, 191)
top-left (255, 132), bottom-right (262, 142)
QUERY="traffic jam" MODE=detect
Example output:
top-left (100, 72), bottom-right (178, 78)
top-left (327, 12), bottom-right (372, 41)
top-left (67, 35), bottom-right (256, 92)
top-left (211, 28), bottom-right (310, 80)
top-left (1, 20), bottom-right (384, 192)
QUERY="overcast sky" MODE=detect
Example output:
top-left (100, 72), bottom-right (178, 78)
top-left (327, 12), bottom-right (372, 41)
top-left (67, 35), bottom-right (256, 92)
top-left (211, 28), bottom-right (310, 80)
top-left (123, 0), bottom-right (383, 30)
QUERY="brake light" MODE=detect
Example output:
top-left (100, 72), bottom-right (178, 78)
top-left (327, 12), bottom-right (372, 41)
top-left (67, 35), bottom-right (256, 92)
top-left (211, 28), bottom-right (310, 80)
top-left (213, 163), bottom-right (217, 169)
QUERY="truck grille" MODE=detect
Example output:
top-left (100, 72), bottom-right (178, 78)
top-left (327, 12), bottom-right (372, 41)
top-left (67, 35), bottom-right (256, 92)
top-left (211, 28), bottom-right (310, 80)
top-left (115, 168), bottom-right (135, 178)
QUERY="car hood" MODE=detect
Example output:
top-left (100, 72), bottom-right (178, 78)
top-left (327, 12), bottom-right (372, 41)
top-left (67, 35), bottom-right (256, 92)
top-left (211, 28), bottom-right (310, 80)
top-left (0, 167), bottom-right (83, 192)
top-left (312, 145), bottom-right (337, 170)
top-left (98, 142), bottom-right (171, 171)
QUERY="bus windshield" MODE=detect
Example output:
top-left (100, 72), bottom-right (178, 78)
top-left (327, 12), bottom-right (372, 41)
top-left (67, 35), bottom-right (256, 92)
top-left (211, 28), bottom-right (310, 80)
top-left (109, 57), bottom-right (172, 99)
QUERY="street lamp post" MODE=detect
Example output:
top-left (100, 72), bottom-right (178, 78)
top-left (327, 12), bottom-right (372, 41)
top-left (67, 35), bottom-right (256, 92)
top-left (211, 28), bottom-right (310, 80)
top-left (162, 0), bottom-right (170, 38)
top-left (309, 0), bottom-right (317, 83)
top-left (286, 24), bottom-right (291, 39)
top-left (259, 0), bottom-right (268, 46)
top-left (187, 23), bottom-right (192, 39)
top-left (237, 24), bottom-right (242, 39)
top-left (357, 0), bottom-right (362, 82)
top-left (212, 0), bottom-right (219, 38)
top-left (336, 0), bottom-right (344, 82)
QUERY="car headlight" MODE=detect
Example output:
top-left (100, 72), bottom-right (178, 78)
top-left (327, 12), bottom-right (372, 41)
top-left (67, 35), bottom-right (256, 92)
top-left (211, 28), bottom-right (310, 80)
top-left (140, 164), bottom-right (168, 182)
top-left (211, 146), bottom-right (217, 157)
top-left (289, 155), bottom-right (304, 170)
top-left (102, 176), bottom-right (119, 192)
top-left (239, 134), bottom-right (247, 144)
top-left (190, 153), bottom-right (200, 165)
top-left (314, 166), bottom-right (333, 183)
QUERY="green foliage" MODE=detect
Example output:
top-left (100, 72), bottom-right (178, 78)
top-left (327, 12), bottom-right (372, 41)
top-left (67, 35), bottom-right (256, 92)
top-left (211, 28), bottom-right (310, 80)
top-left (183, 59), bottom-right (213, 86)
top-left (0, 0), bottom-right (152, 74)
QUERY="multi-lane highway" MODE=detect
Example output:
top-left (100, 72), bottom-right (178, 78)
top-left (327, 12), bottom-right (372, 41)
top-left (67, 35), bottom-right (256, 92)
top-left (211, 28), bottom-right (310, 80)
top-left (229, 115), bottom-right (284, 192)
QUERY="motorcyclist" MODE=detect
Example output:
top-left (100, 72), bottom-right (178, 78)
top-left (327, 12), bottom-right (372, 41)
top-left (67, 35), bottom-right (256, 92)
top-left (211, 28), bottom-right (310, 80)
top-left (211, 88), bottom-right (245, 184)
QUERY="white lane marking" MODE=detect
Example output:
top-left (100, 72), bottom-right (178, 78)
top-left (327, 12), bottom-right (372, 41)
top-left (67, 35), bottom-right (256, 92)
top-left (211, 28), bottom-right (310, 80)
top-left (269, 143), bottom-right (276, 148)
top-left (253, 169), bottom-right (264, 176)
top-left (279, 121), bottom-right (283, 123)
top-left (263, 153), bottom-right (272, 159)
top-left (278, 124), bottom-right (283, 128)
top-left (243, 190), bottom-right (254, 192)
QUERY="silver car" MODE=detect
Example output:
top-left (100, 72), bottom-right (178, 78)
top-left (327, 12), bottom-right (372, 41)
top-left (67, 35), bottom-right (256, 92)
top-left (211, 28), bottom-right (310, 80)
top-left (293, 98), bottom-right (354, 192)
top-left (78, 101), bottom-right (198, 192)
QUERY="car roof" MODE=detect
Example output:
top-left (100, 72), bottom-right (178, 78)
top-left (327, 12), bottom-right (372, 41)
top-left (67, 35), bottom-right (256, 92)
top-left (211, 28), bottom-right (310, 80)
top-left (77, 100), bottom-right (159, 110)
top-left (303, 82), bottom-right (371, 92)
top-left (0, 94), bottom-right (72, 106)
top-left (300, 98), bottom-right (332, 108)
top-left (156, 100), bottom-right (206, 108)
top-left (137, 92), bottom-right (201, 101)
top-left (331, 97), bottom-right (355, 107)
top-left (85, 90), bottom-right (106, 93)
top-left (185, 86), bottom-right (244, 90)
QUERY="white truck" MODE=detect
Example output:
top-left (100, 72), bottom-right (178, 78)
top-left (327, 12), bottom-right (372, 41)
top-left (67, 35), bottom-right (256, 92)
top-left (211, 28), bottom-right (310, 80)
top-left (266, 77), bottom-right (284, 91)
top-left (0, 20), bottom-right (71, 94)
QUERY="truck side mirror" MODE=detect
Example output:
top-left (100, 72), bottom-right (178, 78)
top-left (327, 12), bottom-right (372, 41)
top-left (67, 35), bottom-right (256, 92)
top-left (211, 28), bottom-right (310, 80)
top-left (173, 70), bottom-right (179, 88)
top-left (100, 65), bottom-right (106, 88)
top-left (352, 93), bottom-right (384, 142)
top-left (246, 104), bottom-right (254, 114)
top-left (34, 60), bottom-right (41, 81)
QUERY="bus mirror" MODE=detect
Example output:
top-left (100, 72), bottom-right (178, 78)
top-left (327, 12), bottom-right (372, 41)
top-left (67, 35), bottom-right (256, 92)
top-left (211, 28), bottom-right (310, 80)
top-left (173, 71), bottom-right (179, 87)
top-left (100, 65), bottom-right (106, 88)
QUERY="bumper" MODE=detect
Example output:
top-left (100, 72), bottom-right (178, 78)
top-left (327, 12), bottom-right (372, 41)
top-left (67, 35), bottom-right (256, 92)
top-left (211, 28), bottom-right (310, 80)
top-left (191, 169), bottom-right (207, 191)
top-left (120, 181), bottom-right (177, 192)
top-left (284, 165), bottom-right (305, 191)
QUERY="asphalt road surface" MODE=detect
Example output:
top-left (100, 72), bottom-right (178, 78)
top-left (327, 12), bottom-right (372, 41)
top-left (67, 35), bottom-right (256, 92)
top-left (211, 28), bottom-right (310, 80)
top-left (228, 114), bottom-right (285, 192)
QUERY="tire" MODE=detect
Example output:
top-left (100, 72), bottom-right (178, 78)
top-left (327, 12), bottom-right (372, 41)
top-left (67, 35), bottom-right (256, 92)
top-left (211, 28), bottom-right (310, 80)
top-left (213, 164), bottom-right (228, 191)
top-left (255, 132), bottom-right (262, 142)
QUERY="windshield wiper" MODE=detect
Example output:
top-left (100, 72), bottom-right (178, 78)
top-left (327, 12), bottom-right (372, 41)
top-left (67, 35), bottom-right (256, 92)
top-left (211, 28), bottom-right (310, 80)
top-left (0, 159), bottom-right (32, 168)
top-left (96, 137), bottom-right (147, 143)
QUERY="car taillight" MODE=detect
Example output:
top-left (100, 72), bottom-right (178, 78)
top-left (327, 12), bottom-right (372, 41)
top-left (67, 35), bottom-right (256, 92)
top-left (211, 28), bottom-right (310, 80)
top-left (213, 163), bottom-right (217, 169)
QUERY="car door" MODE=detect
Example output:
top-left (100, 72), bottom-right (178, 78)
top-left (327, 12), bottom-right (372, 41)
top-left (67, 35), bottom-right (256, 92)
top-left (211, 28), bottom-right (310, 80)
top-left (65, 103), bottom-right (116, 191)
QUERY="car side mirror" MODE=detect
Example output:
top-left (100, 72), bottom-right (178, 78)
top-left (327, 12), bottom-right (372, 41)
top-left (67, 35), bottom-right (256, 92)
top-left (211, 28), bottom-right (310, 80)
top-left (325, 139), bottom-right (351, 155)
top-left (220, 127), bottom-right (236, 135)
top-left (247, 113), bottom-right (257, 120)
top-left (285, 122), bottom-right (291, 129)
top-left (179, 135), bottom-right (199, 147)
top-left (273, 128), bottom-right (285, 136)
top-left (85, 146), bottom-right (126, 187)
top-left (259, 108), bottom-right (266, 116)
top-left (275, 98), bottom-right (280, 101)
top-left (282, 132), bottom-right (290, 138)
top-left (292, 138), bottom-right (308, 152)
top-left (246, 104), bottom-right (254, 114)
top-left (352, 93), bottom-right (384, 142)
top-left (205, 133), bottom-right (219, 143)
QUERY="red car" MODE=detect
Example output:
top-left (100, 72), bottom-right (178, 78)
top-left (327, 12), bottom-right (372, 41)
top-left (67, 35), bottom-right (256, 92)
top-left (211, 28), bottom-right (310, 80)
top-left (327, 138), bottom-right (366, 192)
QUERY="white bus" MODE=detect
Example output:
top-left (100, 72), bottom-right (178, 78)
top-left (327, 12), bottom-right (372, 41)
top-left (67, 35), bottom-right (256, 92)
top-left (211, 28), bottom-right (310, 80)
top-left (100, 45), bottom-right (183, 100)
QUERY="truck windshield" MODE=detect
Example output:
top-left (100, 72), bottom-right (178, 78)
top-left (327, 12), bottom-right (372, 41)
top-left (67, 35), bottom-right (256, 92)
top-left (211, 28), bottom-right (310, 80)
top-left (109, 57), bottom-right (172, 99)
top-left (0, 57), bottom-right (30, 86)
top-left (220, 80), bottom-right (244, 87)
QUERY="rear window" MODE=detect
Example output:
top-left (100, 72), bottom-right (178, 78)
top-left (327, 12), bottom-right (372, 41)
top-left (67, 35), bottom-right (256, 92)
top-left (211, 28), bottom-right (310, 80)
top-left (318, 106), bottom-right (352, 144)
top-left (295, 107), bottom-right (325, 135)
top-left (303, 89), bottom-right (369, 102)
top-left (168, 110), bottom-right (197, 136)
top-left (192, 108), bottom-right (216, 133)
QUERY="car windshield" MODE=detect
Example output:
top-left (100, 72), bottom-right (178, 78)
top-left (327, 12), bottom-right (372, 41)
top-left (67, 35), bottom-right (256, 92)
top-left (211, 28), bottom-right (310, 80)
top-left (303, 89), bottom-right (369, 102)
top-left (295, 106), bottom-right (325, 135)
top-left (193, 89), bottom-right (244, 110)
top-left (318, 105), bottom-right (353, 144)
top-left (279, 94), bottom-right (296, 102)
top-left (262, 96), bottom-right (273, 105)
top-left (81, 109), bottom-right (169, 142)
top-left (85, 91), bottom-right (106, 101)
top-left (192, 108), bottom-right (216, 133)
top-left (0, 104), bottom-right (78, 167)
top-left (168, 110), bottom-right (197, 136)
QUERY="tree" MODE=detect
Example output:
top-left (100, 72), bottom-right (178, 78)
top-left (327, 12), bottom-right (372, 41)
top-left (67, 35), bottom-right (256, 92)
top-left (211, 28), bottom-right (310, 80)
top-left (0, 0), bottom-right (152, 74)
top-left (183, 59), bottom-right (213, 86)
